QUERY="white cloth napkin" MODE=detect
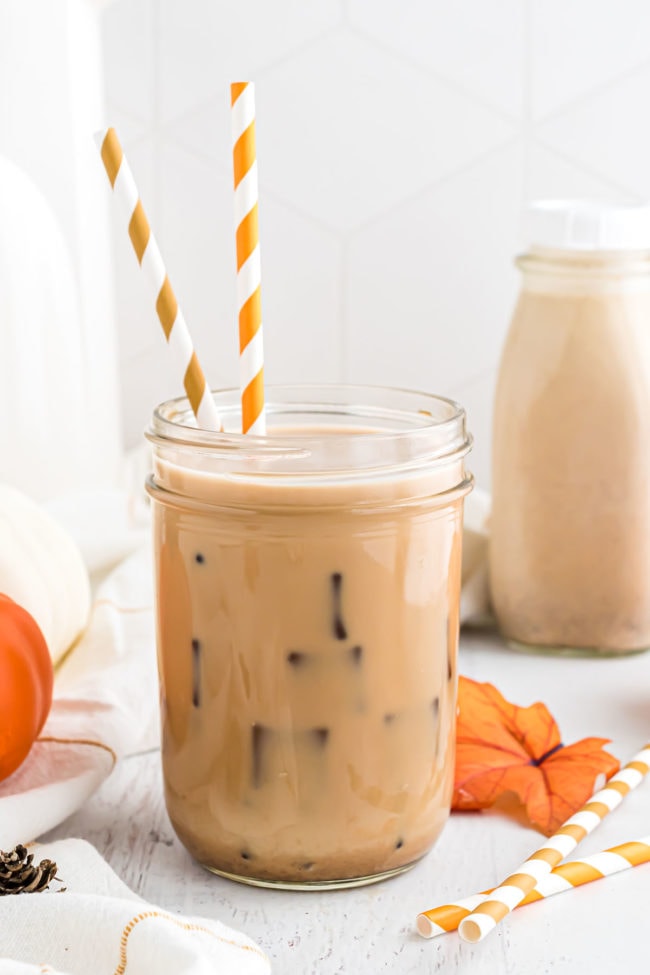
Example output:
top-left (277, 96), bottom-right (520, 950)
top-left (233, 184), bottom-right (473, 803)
top-left (0, 539), bottom-right (157, 850)
top-left (0, 838), bottom-right (270, 975)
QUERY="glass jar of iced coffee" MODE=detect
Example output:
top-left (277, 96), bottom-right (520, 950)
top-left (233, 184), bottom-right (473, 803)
top-left (491, 200), bottom-right (650, 655)
top-left (147, 385), bottom-right (472, 888)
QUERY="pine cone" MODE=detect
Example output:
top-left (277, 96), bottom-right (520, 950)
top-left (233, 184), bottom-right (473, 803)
top-left (0, 844), bottom-right (59, 895)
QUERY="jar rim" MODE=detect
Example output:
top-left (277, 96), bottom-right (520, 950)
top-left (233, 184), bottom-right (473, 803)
top-left (146, 383), bottom-right (472, 477)
top-left (516, 247), bottom-right (650, 275)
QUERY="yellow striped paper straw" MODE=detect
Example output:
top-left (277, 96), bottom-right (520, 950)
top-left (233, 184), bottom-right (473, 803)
top-left (95, 127), bottom-right (221, 431)
top-left (231, 82), bottom-right (265, 435)
top-left (458, 743), bottom-right (650, 943)
top-left (417, 834), bottom-right (650, 938)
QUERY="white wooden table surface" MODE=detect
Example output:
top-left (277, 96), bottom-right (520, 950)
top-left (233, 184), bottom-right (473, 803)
top-left (43, 631), bottom-right (650, 975)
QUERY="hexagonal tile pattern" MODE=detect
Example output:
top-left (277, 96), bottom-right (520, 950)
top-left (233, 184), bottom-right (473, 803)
top-left (120, 338), bottom-right (182, 448)
top-left (109, 136), bottom-right (161, 363)
top-left (158, 140), bottom-right (239, 392)
top-left (258, 199), bottom-right (342, 387)
top-left (536, 65), bottom-right (650, 199)
top-left (158, 0), bottom-right (342, 124)
top-left (154, 139), bottom-right (342, 407)
top-left (101, 0), bottom-right (650, 475)
top-left (104, 107), bottom-right (150, 148)
top-left (531, 0), bottom-right (650, 120)
top-left (346, 141), bottom-right (523, 398)
top-left (102, 0), bottom-right (155, 125)
top-left (254, 30), bottom-right (516, 232)
top-left (163, 95), bottom-right (227, 167)
top-left (348, 0), bottom-right (525, 120)
top-left (527, 142), bottom-right (639, 204)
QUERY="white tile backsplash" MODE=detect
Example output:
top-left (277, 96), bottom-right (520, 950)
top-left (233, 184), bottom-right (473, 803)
top-left (531, 0), bottom-right (650, 120)
top-left (158, 0), bottom-right (342, 124)
top-left (157, 138), bottom-right (343, 393)
top-left (256, 30), bottom-right (517, 232)
top-left (346, 142), bottom-right (523, 393)
top-left (110, 136), bottom-right (160, 362)
top-left (120, 339), bottom-right (184, 447)
top-left (103, 105), bottom-right (151, 148)
top-left (158, 141), bottom-right (239, 388)
top-left (347, 0), bottom-right (526, 120)
top-left (258, 200), bottom-right (343, 386)
top-left (162, 97), bottom-right (229, 168)
top-left (537, 64), bottom-right (650, 199)
top-left (101, 0), bottom-right (650, 487)
top-left (103, 0), bottom-right (156, 126)
top-left (527, 143), bottom-right (639, 204)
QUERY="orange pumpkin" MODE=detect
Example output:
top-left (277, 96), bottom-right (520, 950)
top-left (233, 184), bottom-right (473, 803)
top-left (0, 593), bottom-right (53, 782)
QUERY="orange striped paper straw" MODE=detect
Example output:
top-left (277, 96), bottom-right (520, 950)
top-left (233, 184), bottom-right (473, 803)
top-left (95, 127), bottom-right (221, 431)
top-left (458, 743), bottom-right (650, 943)
top-left (417, 834), bottom-right (650, 938)
top-left (231, 82), bottom-right (265, 435)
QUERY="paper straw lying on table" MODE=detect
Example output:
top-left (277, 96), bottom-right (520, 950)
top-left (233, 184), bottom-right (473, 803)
top-left (95, 127), bottom-right (221, 431)
top-left (457, 743), bottom-right (650, 943)
top-left (417, 835), bottom-right (650, 938)
top-left (231, 82), bottom-right (266, 435)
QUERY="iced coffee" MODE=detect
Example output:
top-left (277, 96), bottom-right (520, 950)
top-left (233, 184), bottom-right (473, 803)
top-left (147, 386), bottom-right (472, 887)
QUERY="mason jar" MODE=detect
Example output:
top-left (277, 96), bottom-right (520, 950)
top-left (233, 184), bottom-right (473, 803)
top-left (146, 385), bottom-right (472, 888)
top-left (491, 200), bottom-right (650, 656)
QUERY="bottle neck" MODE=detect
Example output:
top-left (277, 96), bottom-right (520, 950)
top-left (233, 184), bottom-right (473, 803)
top-left (517, 246), bottom-right (650, 295)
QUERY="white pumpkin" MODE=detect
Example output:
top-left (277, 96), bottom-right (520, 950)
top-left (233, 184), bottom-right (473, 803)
top-left (0, 485), bottom-right (90, 664)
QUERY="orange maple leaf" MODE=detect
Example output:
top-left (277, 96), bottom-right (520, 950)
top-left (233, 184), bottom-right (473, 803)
top-left (452, 676), bottom-right (620, 835)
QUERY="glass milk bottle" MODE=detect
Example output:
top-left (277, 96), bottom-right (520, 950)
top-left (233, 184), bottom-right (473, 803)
top-left (490, 200), bottom-right (650, 655)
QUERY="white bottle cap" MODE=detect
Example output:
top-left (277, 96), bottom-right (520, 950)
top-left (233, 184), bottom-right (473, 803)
top-left (524, 199), bottom-right (650, 251)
